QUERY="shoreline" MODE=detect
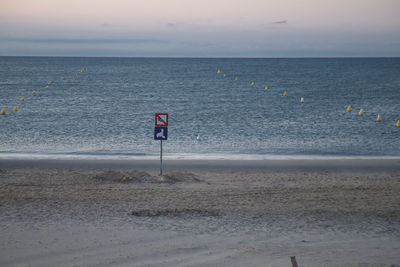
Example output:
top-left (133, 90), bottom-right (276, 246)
top-left (0, 158), bottom-right (399, 171)
top-left (2, 152), bottom-right (400, 161)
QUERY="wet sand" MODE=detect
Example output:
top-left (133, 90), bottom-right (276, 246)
top-left (1, 159), bottom-right (399, 266)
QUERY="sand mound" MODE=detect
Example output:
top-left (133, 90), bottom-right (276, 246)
top-left (159, 172), bottom-right (202, 184)
top-left (92, 170), bottom-right (202, 184)
top-left (92, 170), bottom-right (154, 183)
top-left (130, 208), bottom-right (220, 217)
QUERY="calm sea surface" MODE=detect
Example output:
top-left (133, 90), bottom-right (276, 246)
top-left (0, 57), bottom-right (399, 159)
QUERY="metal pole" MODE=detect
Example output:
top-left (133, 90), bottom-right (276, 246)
top-left (160, 139), bottom-right (163, 176)
top-left (290, 256), bottom-right (298, 267)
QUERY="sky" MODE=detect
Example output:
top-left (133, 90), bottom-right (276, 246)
top-left (0, 0), bottom-right (399, 57)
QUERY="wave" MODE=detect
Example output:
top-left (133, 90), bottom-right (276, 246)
top-left (0, 152), bottom-right (399, 161)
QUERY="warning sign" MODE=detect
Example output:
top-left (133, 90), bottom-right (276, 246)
top-left (155, 113), bottom-right (168, 127)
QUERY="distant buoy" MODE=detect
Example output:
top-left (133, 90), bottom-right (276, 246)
top-left (48, 81), bottom-right (52, 84)
top-left (283, 91), bottom-right (287, 96)
top-left (33, 90), bottom-right (36, 95)
top-left (80, 69), bottom-right (84, 73)
top-left (1, 109), bottom-right (5, 115)
top-left (265, 86), bottom-right (268, 91)
top-left (376, 114), bottom-right (382, 122)
top-left (20, 97), bottom-right (24, 101)
top-left (223, 74), bottom-right (226, 78)
top-left (300, 97), bottom-right (304, 103)
top-left (217, 69), bottom-right (221, 74)
top-left (234, 77), bottom-right (238, 80)
top-left (45, 85), bottom-right (49, 88)
top-left (196, 135), bottom-right (200, 141)
top-left (396, 120), bottom-right (400, 127)
top-left (358, 109), bottom-right (364, 116)
top-left (250, 82), bottom-right (255, 86)
top-left (13, 106), bottom-right (18, 111)
top-left (346, 105), bottom-right (352, 112)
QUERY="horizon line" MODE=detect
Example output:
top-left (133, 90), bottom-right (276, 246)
top-left (1, 55), bottom-right (400, 59)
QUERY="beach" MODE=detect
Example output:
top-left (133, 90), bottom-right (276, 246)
top-left (1, 1), bottom-right (400, 265)
top-left (1, 159), bottom-right (399, 266)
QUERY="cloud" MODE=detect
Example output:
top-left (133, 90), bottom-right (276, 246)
top-left (2, 37), bottom-right (169, 44)
top-left (273, 20), bottom-right (288, 25)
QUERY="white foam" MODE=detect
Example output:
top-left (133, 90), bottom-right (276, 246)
top-left (0, 152), bottom-right (399, 161)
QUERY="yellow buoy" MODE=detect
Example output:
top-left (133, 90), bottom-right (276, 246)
top-left (250, 82), bottom-right (255, 86)
top-left (346, 105), bottom-right (352, 112)
top-left (300, 97), bottom-right (304, 103)
top-left (358, 109), bottom-right (364, 116)
top-left (376, 114), bottom-right (382, 122)
top-left (20, 97), bottom-right (24, 101)
top-left (45, 85), bottom-right (49, 88)
top-left (80, 69), bottom-right (84, 73)
top-left (234, 77), bottom-right (238, 80)
top-left (283, 91), bottom-right (287, 96)
top-left (396, 120), bottom-right (400, 127)
top-left (217, 69), bottom-right (221, 74)
top-left (13, 106), bottom-right (18, 111)
top-left (1, 109), bottom-right (5, 115)
top-left (33, 90), bottom-right (36, 95)
top-left (265, 86), bottom-right (268, 91)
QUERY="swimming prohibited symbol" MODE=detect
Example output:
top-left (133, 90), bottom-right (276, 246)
top-left (155, 113), bottom-right (168, 127)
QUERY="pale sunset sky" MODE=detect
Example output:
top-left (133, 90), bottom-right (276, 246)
top-left (0, 0), bottom-right (399, 57)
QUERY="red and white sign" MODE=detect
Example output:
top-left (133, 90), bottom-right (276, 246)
top-left (155, 113), bottom-right (168, 127)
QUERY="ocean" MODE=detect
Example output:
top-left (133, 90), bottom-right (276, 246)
top-left (0, 57), bottom-right (399, 160)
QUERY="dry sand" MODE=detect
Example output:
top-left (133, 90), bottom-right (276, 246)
top-left (0, 159), bottom-right (400, 266)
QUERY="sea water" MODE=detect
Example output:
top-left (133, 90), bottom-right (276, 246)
top-left (0, 57), bottom-right (399, 160)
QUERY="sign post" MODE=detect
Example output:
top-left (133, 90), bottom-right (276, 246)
top-left (160, 139), bottom-right (162, 175)
top-left (154, 113), bottom-right (168, 176)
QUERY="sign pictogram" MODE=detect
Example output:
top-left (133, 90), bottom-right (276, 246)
top-left (154, 127), bottom-right (168, 140)
top-left (155, 113), bottom-right (168, 127)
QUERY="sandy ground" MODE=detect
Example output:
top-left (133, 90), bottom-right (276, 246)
top-left (0, 159), bottom-right (400, 266)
